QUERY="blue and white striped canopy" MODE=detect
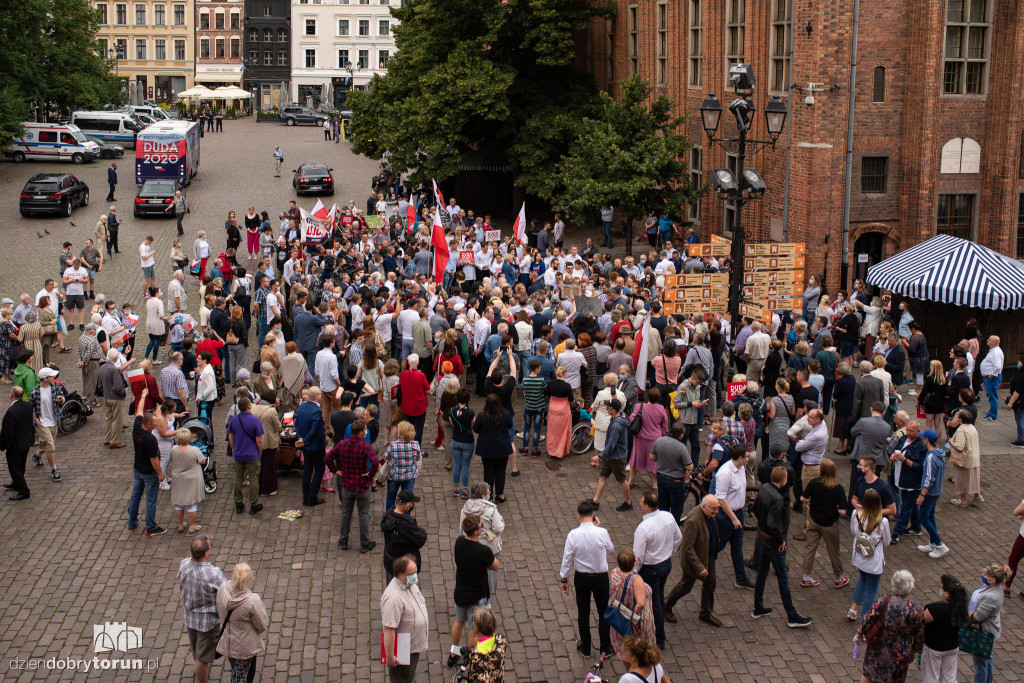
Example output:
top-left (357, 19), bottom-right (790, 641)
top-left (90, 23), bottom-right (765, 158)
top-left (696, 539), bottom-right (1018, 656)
top-left (866, 234), bottom-right (1024, 310)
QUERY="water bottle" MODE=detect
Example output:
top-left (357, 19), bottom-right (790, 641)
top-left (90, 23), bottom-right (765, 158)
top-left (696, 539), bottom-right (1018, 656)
top-left (852, 637), bottom-right (862, 659)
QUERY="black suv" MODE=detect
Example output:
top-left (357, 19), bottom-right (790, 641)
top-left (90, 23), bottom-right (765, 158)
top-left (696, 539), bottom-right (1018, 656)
top-left (292, 164), bottom-right (334, 195)
top-left (19, 173), bottom-right (89, 217)
top-left (278, 106), bottom-right (329, 127)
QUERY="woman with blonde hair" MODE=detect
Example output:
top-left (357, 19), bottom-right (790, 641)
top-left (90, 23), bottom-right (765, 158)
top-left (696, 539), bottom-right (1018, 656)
top-left (609, 548), bottom-right (655, 657)
top-left (17, 311), bottom-right (45, 374)
top-left (216, 562), bottom-right (269, 683)
top-left (169, 428), bottom-right (207, 533)
top-left (618, 635), bottom-right (670, 683)
top-left (919, 360), bottom-right (947, 441)
top-left (383, 421), bottom-right (422, 512)
top-left (968, 564), bottom-right (1006, 683)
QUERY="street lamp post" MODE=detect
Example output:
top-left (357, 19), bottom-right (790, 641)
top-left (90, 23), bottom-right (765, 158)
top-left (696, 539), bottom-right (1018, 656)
top-left (699, 64), bottom-right (788, 327)
top-left (343, 60), bottom-right (360, 91)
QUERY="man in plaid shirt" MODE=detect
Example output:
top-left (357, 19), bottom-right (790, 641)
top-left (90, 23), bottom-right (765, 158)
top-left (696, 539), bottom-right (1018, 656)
top-left (326, 418), bottom-right (378, 553)
top-left (176, 536), bottom-right (226, 683)
top-left (159, 352), bottom-right (190, 415)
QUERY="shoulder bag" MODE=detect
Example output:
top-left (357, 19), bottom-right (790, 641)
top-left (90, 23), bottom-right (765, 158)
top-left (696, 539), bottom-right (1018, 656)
top-left (861, 593), bottom-right (890, 645)
top-left (213, 608), bottom-right (234, 660)
top-left (628, 405), bottom-right (644, 436)
top-left (958, 623), bottom-right (995, 658)
top-left (603, 572), bottom-right (642, 636)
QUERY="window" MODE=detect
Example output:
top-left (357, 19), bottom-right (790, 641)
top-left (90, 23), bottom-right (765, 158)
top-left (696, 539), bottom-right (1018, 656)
top-left (263, 6), bottom-right (271, 15)
top-left (98, 38), bottom-right (108, 56)
top-left (873, 66), bottom-right (886, 102)
top-left (628, 6), bottom-right (638, 76)
top-left (359, 0), bottom-right (368, 4)
top-left (173, 3), bottom-right (185, 25)
top-left (1017, 194), bottom-right (1024, 259)
top-left (278, 28), bottom-right (288, 41)
top-left (263, 50), bottom-right (272, 65)
top-left (135, 4), bottom-right (145, 25)
top-left (249, 49), bottom-right (257, 64)
top-left (97, 4), bottom-right (107, 24)
top-left (936, 194), bottom-right (974, 239)
top-left (115, 38), bottom-right (127, 59)
top-left (248, 28), bottom-right (258, 42)
top-left (215, 38), bottom-right (225, 58)
top-left (174, 39), bottom-right (185, 60)
top-left (215, 12), bottom-right (224, 29)
top-left (688, 0), bottom-right (701, 87)
top-left (605, 19), bottom-right (614, 84)
top-left (688, 147), bottom-right (702, 221)
top-left (230, 12), bottom-right (239, 29)
top-left (155, 39), bottom-right (166, 60)
top-left (338, 19), bottom-right (349, 35)
top-left (358, 20), bottom-right (369, 36)
top-left (725, 0), bottom-right (744, 88)
top-left (943, 0), bottom-right (989, 94)
top-left (200, 38), bottom-right (210, 59)
top-left (263, 28), bottom-right (272, 41)
top-left (860, 157), bottom-right (888, 194)
top-left (278, 51), bottom-right (287, 65)
top-left (305, 19), bottom-right (316, 35)
top-left (380, 0), bottom-right (388, 3)
top-left (338, 49), bottom-right (349, 68)
top-left (358, 49), bottom-right (368, 68)
top-left (135, 39), bottom-right (146, 60)
top-left (656, 4), bottom-right (667, 86)
top-left (305, 49), bottom-right (316, 68)
top-left (115, 3), bottom-right (127, 24)
top-left (379, 19), bottom-right (389, 36)
top-left (199, 12), bottom-right (209, 29)
top-left (154, 4), bottom-right (164, 24)
top-left (770, 0), bottom-right (791, 92)
top-left (230, 38), bottom-right (240, 58)
top-left (378, 49), bottom-right (389, 68)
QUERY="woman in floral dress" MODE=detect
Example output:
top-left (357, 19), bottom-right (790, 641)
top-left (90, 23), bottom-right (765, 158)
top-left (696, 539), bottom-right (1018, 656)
top-left (857, 569), bottom-right (925, 683)
top-left (0, 307), bottom-right (18, 383)
top-left (609, 548), bottom-right (655, 657)
top-left (17, 311), bottom-right (45, 375)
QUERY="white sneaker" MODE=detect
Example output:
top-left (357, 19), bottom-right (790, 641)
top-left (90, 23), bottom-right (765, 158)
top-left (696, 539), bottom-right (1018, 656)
top-left (907, 390), bottom-right (918, 396)
top-left (929, 544), bottom-right (950, 558)
top-left (916, 543), bottom-right (935, 553)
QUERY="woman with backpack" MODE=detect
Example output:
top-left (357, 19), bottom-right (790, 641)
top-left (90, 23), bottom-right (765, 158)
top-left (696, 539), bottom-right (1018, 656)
top-left (446, 388), bottom-right (475, 498)
top-left (848, 488), bottom-right (892, 620)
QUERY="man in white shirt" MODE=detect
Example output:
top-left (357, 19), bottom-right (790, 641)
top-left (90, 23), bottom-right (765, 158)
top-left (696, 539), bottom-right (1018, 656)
top-left (396, 300), bottom-right (421, 362)
top-left (139, 235), bottom-right (157, 300)
top-left (633, 492), bottom-right (683, 649)
top-left (555, 340), bottom-right (587, 402)
top-left (167, 270), bottom-right (187, 315)
top-left (314, 333), bottom-right (341, 436)
top-left (61, 258), bottom-right (90, 328)
top-left (716, 445), bottom-right (755, 589)
top-left (36, 280), bottom-right (63, 319)
top-left (980, 335), bottom-right (1004, 421)
top-left (744, 322), bottom-right (772, 382)
top-left (559, 499), bottom-right (615, 658)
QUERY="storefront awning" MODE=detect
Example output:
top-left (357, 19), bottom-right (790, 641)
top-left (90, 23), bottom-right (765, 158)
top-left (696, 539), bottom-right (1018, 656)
top-left (195, 65), bottom-right (243, 83)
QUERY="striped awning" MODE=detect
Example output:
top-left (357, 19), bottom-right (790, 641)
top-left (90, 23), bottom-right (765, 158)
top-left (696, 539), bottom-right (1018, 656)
top-left (866, 233), bottom-right (1024, 310)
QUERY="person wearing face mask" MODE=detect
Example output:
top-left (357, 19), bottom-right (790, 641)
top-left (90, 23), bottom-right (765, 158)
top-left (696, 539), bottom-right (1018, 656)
top-left (381, 554), bottom-right (429, 682)
top-left (802, 275), bottom-right (821, 324)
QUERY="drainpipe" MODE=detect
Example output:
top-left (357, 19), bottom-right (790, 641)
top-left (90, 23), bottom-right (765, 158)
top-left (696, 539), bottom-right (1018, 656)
top-left (781, 0), bottom-right (797, 240)
top-left (840, 0), bottom-right (862, 290)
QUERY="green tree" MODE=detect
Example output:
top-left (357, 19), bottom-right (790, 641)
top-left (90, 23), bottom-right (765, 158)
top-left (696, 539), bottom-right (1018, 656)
top-left (0, 0), bottom-right (120, 147)
top-left (551, 75), bottom-right (706, 254)
top-left (349, 0), bottom-right (612, 197)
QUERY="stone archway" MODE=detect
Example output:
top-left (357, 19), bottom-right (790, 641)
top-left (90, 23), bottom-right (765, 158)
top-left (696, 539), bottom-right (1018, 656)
top-left (848, 223), bottom-right (900, 292)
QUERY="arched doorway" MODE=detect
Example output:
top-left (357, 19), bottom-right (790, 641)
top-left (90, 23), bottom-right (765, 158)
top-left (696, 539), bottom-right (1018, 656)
top-left (853, 232), bottom-right (884, 288)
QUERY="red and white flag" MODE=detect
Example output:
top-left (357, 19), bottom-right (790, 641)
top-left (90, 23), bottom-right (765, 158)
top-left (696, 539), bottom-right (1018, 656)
top-left (512, 202), bottom-right (527, 245)
top-left (431, 207), bottom-right (450, 282)
top-left (311, 198), bottom-right (330, 220)
top-left (632, 313), bottom-right (651, 390)
top-left (432, 179), bottom-right (445, 209)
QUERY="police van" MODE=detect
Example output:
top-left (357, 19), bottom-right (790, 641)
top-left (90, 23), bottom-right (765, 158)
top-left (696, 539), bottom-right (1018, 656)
top-left (70, 111), bottom-right (142, 148)
top-left (4, 122), bottom-right (101, 164)
top-left (128, 105), bottom-right (173, 122)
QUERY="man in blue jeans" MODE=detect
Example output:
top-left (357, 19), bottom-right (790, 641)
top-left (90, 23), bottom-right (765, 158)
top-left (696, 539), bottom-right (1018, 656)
top-left (650, 424), bottom-right (693, 522)
top-left (751, 465), bottom-right (813, 627)
top-left (915, 430), bottom-right (950, 558)
top-left (715, 445), bottom-right (755, 588)
top-left (633, 492), bottom-right (682, 649)
top-left (890, 420), bottom-right (926, 543)
top-left (128, 411), bottom-right (166, 536)
top-left (979, 335), bottom-right (1004, 421)
top-left (294, 387), bottom-right (327, 507)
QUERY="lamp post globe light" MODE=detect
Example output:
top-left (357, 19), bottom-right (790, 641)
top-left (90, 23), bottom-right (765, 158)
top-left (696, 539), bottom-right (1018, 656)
top-left (698, 64), bottom-right (788, 325)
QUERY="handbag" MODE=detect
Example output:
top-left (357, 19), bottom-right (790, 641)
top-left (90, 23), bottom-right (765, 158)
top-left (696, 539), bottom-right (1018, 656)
top-left (958, 623), bottom-right (995, 658)
top-left (213, 609), bottom-right (234, 660)
top-left (627, 406), bottom-right (644, 436)
top-left (374, 457), bottom-right (390, 486)
top-left (862, 594), bottom-right (890, 645)
top-left (603, 572), bottom-right (642, 636)
top-left (226, 327), bottom-right (239, 345)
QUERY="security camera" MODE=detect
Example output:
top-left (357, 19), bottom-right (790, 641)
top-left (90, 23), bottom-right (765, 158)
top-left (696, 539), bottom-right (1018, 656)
top-left (804, 94), bottom-right (815, 107)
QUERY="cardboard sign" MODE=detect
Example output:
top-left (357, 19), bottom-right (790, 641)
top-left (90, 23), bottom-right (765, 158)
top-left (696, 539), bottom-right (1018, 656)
top-left (664, 273), bottom-right (730, 288)
top-left (744, 255), bottom-right (806, 270)
top-left (458, 250), bottom-right (475, 264)
top-left (365, 215), bottom-right (384, 229)
top-left (739, 303), bottom-right (772, 324)
top-left (726, 382), bottom-right (746, 401)
top-left (742, 283), bottom-right (805, 298)
top-left (743, 270), bottom-right (805, 285)
top-left (743, 243), bottom-right (806, 257)
top-left (561, 284), bottom-right (583, 298)
top-left (688, 243), bottom-right (731, 258)
top-left (575, 295), bottom-right (604, 317)
top-left (484, 229), bottom-right (501, 242)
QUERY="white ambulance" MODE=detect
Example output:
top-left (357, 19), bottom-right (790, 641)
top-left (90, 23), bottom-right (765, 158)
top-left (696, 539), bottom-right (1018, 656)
top-left (4, 122), bottom-right (101, 164)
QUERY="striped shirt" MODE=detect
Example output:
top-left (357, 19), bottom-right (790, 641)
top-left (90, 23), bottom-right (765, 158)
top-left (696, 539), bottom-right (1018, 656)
top-left (159, 364), bottom-right (190, 401)
top-left (176, 558), bottom-right (227, 632)
top-left (521, 374), bottom-right (548, 412)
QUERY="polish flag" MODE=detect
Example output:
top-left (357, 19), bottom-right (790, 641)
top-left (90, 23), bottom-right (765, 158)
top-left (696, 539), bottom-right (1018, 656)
top-left (432, 179), bottom-right (445, 208)
top-left (406, 202), bottom-right (417, 234)
top-left (431, 206), bottom-right (450, 282)
top-left (311, 198), bottom-right (329, 220)
top-left (512, 202), bottom-right (527, 245)
top-left (632, 313), bottom-right (651, 391)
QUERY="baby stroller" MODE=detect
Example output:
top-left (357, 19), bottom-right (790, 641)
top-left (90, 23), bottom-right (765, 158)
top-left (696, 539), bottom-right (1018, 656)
top-left (56, 391), bottom-right (93, 436)
top-left (570, 404), bottom-right (594, 455)
top-left (182, 416), bottom-right (218, 493)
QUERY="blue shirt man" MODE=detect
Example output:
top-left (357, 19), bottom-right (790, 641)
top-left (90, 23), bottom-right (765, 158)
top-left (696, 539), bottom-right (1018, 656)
top-left (527, 354), bottom-right (556, 382)
top-left (294, 391), bottom-right (328, 506)
top-left (916, 432), bottom-right (948, 557)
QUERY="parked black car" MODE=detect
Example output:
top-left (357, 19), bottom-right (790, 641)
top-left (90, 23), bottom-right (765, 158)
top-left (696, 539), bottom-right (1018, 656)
top-left (134, 179), bottom-right (182, 217)
top-left (86, 135), bottom-right (125, 160)
top-left (293, 164), bottom-right (334, 195)
top-left (19, 173), bottom-right (89, 217)
top-left (278, 106), bottom-right (329, 127)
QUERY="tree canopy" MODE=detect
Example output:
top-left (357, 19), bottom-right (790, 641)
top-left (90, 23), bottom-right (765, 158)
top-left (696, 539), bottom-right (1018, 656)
top-left (0, 0), bottom-right (121, 146)
top-left (551, 75), bottom-right (706, 252)
top-left (349, 0), bottom-right (612, 196)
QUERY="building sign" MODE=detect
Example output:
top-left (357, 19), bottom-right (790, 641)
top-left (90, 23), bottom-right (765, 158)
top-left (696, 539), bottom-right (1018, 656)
top-left (940, 137), bottom-right (980, 174)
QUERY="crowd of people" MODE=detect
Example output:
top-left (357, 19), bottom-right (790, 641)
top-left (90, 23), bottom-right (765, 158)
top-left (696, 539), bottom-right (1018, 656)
top-left (1, 185), bottom-right (1021, 683)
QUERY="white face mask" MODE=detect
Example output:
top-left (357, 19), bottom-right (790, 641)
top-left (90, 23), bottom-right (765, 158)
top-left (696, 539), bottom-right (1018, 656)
top-left (404, 572), bottom-right (418, 587)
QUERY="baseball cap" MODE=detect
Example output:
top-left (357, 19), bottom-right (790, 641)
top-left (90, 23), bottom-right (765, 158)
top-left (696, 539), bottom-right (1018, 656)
top-left (921, 429), bottom-right (939, 443)
top-left (39, 367), bottom-right (59, 379)
top-left (396, 490), bottom-right (420, 504)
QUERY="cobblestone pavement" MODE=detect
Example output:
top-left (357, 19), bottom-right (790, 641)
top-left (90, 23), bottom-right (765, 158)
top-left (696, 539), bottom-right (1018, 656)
top-left (1, 121), bottom-right (1022, 681)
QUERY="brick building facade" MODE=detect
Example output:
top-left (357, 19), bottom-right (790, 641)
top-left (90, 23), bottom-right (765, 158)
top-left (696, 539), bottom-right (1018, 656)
top-left (587, 0), bottom-right (1024, 293)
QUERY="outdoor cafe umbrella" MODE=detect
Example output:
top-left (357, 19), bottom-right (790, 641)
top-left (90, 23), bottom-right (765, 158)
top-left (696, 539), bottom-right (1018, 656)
top-left (212, 86), bottom-right (252, 99)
